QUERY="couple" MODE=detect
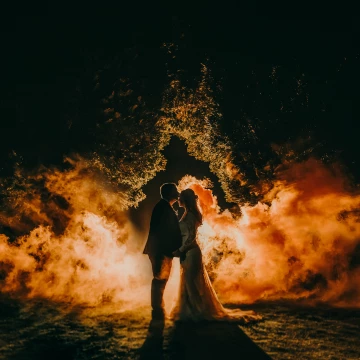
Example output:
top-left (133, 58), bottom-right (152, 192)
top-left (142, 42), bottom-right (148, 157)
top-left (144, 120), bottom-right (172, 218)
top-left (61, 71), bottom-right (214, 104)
top-left (143, 183), bottom-right (260, 323)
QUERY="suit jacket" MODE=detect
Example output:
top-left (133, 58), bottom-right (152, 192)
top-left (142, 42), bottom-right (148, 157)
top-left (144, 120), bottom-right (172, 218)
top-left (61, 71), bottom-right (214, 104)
top-left (143, 199), bottom-right (182, 258)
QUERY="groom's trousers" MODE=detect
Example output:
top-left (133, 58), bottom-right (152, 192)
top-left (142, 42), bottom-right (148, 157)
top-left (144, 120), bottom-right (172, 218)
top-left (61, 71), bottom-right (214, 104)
top-left (148, 255), bottom-right (172, 319)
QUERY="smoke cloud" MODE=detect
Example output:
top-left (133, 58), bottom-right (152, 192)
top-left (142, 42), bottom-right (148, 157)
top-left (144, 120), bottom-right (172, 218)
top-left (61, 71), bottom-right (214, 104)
top-left (1, 157), bottom-right (359, 311)
top-left (179, 159), bottom-right (360, 307)
top-left (0, 157), bottom-right (152, 309)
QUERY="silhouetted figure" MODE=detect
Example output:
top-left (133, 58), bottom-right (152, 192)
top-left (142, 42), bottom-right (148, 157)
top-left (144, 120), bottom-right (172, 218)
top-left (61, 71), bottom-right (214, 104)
top-left (170, 189), bottom-right (261, 323)
top-left (143, 183), bottom-right (182, 321)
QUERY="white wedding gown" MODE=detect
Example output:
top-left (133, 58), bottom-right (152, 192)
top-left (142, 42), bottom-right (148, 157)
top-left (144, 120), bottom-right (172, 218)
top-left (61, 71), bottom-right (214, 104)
top-left (170, 211), bottom-right (262, 323)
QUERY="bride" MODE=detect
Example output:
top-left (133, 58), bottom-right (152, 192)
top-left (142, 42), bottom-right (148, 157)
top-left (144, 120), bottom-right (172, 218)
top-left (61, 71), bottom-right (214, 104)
top-left (171, 188), bottom-right (261, 323)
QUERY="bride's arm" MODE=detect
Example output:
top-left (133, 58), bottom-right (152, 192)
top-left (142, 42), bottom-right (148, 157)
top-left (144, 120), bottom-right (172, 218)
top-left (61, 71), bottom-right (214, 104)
top-left (179, 220), bottom-right (196, 253)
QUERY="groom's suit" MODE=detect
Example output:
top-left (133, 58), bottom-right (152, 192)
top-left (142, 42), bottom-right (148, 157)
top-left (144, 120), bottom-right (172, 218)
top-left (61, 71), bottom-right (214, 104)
top-left (143, 198), bottom-right (182, 319)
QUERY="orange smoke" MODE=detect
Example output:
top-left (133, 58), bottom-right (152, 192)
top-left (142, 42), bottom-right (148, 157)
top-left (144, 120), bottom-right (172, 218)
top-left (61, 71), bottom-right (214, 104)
top-left (1, 156), bottom-right (360, 310)
top-left (0, 158), bottom-right (152, 309)
top-left (179, 158), bottom-right (360, 307)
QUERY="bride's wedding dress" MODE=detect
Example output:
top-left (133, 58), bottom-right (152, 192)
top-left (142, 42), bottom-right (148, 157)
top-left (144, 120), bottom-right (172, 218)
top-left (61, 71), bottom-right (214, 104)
top-left (171, 211), bottom-right (261, 324)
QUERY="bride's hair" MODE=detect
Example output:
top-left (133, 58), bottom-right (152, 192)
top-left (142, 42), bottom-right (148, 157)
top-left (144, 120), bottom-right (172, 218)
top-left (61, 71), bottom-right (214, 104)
top-left (179, 189), bottom-right (203, 225)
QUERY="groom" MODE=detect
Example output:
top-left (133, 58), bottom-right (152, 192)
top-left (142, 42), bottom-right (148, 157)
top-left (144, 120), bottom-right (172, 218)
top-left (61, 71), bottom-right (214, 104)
top-left (143, 183), bottom-right (182, 320)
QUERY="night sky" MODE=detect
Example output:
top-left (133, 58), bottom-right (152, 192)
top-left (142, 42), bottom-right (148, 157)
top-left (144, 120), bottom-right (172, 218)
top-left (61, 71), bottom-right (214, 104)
top-left (6, 7), bottom-right (358, 203)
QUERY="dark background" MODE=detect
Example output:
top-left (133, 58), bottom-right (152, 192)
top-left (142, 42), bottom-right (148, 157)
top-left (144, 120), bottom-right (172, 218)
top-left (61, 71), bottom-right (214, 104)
top-left (4, 5), bottom-right (358, 222)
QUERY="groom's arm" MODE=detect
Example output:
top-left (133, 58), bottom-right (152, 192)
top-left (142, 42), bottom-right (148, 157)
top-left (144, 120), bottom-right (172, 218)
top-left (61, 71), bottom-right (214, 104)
top-left (148, 206), bottom-right (161, 235)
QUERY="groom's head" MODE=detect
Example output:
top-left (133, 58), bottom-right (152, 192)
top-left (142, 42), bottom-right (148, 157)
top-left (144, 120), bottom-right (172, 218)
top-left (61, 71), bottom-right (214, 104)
top-left (160, 183), bottom-right (179, 203)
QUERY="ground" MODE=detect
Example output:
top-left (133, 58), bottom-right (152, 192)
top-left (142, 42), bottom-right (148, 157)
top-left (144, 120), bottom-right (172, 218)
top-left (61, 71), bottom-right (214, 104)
top-left (0, 296), bottom-right (359, 359)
